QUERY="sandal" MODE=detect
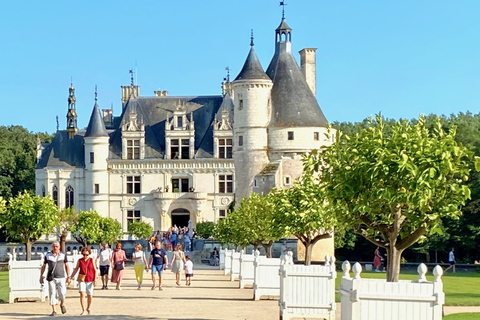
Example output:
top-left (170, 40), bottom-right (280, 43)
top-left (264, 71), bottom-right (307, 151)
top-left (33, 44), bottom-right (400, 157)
top-left (60, 305), bottom-right (66, 314)
top-left (151, 285), bottom-right (155, 290)
top-left (49, 311), bottom-right (57, 316)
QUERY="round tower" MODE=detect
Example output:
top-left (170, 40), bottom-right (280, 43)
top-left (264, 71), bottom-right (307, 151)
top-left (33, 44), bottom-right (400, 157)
top-left (84, 88), bottom-right (110, 216)
top-left (232, 34), bottom-right (273, 203)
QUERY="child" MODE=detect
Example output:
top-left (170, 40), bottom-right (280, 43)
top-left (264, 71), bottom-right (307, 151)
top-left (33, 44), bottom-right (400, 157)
top-left (184, 255), bottom-right (193, 286)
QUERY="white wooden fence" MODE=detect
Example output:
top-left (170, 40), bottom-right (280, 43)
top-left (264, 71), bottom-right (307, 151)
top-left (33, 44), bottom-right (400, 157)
top-left (339, 261), bottom-right (444, 320)
top-left (219, 248), bottom-right (225, 270)
top-left (253, 251), bottom-right (286, 300)
top-left (224, 249), bottom-right (233, 275)
top-left (279, 253), bottom-right (337, 320)
top-left (239, 250), bottom-right (255, 288)
top-left (230, 251), bottom-right (241, 281)
top-left (7, 253), bottom-right (48, 303)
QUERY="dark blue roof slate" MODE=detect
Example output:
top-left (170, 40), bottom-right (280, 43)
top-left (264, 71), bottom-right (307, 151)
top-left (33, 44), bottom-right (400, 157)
top-left (85, 102), bottom-right (109, 137)
top-left (234, 47), bottom-right (270, 81)
top-left (36, 130), bottom-right (86, 168)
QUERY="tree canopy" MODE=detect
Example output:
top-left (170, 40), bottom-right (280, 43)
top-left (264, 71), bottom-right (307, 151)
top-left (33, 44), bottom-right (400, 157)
top-left (71, 210), bottom-right (121, 247)
top-left (320, 115), bottom-right (477, 281)
top-left (0, 191), bottom-right (59, 260)
top-left (128, 220), bottom-right (153, 240)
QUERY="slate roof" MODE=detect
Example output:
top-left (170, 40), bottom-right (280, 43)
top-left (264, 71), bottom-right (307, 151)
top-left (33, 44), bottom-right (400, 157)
top-left (36, 130), bottom-right (86, 168)
top-left (266, 33), bottom-right (328, 128)
top-left (234, 47), bottom-right (270, 81)
top-left (85, 102), bottom-right (109, 137)
top-left (276, 18), bottom-right (292, 32)
top-left (109, 96), bottom-right (223, 160)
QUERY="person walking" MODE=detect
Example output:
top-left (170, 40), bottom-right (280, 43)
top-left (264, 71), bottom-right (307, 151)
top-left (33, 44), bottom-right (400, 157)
top-left (132, 243), bottom-right (148, 289)
top-left (96, 243), bottom-right (112, 290)
top-left (148, 241), bottom-right (168, 290)
top-left (40, 241), bottom-right (71, 316)
top-left (111, 242), bottom-right (127, 290)
top-left (171, 244), bottom-right (186, 286)
top-left (71, 246), bottom-right (97, 315)
top-left (184, 255), bottom-right (193, 286)
top-left (445, 248), bottom-right (456, 273)
top-left (184, 233), bottom-right (191, 252)
top-left (373, 247), bottom-right (382, 272)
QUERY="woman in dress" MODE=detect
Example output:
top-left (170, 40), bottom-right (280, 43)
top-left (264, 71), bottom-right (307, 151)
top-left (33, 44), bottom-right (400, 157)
top-left (111, 242), bottom-right (127, 290)
top-left (71, 246), bottom-right (97, 315)
top-left (373, 247), bottom-right (382, 272)
top-left (132, 243), bottom-right (148, 289)
top-left (170, 244), bottom-right (186, 286)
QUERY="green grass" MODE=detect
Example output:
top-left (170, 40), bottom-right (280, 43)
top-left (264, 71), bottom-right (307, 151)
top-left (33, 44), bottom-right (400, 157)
top-left (444, 313), bottom-right (480, 320)
top-left (335, 271), bottom-right (480, 306)
top-left (0, 271), bottom-right (8, 303)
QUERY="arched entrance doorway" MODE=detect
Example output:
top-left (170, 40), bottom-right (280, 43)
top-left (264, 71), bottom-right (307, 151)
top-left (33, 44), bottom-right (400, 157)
top-left (171, 208), bottom-right (190, 228)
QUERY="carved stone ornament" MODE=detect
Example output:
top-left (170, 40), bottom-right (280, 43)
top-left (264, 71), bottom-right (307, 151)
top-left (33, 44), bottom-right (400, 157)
top-left (128, 197), bottom-right (137, 206)
top-left (221, 197), bottom-right (230, 205)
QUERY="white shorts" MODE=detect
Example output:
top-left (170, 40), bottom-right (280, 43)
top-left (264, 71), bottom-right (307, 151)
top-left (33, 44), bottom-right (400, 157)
top-left (48, 278), bottom-right (67, 305)
top-left (78, 281), bottom-right (94, 295)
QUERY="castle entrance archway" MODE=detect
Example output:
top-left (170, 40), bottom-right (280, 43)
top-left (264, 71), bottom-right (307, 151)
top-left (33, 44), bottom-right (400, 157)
top-left (171, 208), bottom-right (190, 228)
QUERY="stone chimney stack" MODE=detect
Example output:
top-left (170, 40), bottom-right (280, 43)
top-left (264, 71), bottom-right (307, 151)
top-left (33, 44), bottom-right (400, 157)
top-left (154, 90), bottom-right (168, 97)
top-left (299, 48), bottom-right (317, 97)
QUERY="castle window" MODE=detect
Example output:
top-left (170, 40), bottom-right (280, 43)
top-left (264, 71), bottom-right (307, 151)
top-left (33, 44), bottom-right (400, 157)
top-left (65, 185), bottom-right (74, 208)
top-left (219, 138), bottom-right (233, 159)
top-left (238, 136), bottom-right (243, 146)
top-left (288, 131), bottom-right (294, 140)
top-left (314, 132), bottom-right (319, 141)
top-left (90, 152), bottom-right (94, 163)
top-left (284, 176), bottom-right (292, 186)
top-left (219, 175), bottom-right (233, 193)
top-left (127, 139), bottom-right (140, 159)
top-left (41, 185), bottom-right (46, 197)
top-left (95, 184), bottom-right (100, 194)
top-left (52, 185), bottom-right (58, 206)
top-left (127, 210), bottom-right (141, 227)
top-left (239, 100), bottom-right (243, 110)
top-left (172, 178), bottom-right (189, 193)
top-left (170, 139), bottom-right (190, 159)
top-left (177, 116), bottom-right (183, 128)
top-left (127, 176), bottom-right (141, 194)
top-left (219, 209), bottom-right (227, 219)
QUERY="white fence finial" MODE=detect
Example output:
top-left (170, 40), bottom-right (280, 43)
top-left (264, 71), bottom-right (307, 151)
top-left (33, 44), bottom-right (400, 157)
top-left (417, 263), bottom-right (428, 282)
top-left (352, 262), bottom-right (362, 279)
top-left (342, 260), bottom-right (351, 278)
top-left (325, 255), bottom-right (330, 266)
top-left (7, 253), bottom-right (12, 262)
top-left (287, 251), bottom-right (294, 265)
top-left (254, 249), bottom-right (260, 257)
top-left (330, 256), bottom-right (336, 265)
top-left (433, 265), bottom-right (443, 283)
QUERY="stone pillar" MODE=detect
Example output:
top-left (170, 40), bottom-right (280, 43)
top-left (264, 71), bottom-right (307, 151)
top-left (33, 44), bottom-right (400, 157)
top-left (299, 48), bottom-right (317, 97)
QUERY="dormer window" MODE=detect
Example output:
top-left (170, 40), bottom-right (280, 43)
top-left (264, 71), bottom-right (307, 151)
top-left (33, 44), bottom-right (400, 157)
top-left (165, 106), bottom-right (195, 159)
top-left (121, 108), bottom-right (145, 160)
top-left (170, 139), bottom-right (190, 159)
top-left (127, 139), bottom-right (140, 159)
top-left (177, 116), bottom-right (183, 128)
top-left (219, 138), bottom-right (233, 159)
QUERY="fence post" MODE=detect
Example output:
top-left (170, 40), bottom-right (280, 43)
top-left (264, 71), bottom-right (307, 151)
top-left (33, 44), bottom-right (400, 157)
top-left (432, 265), bottom-right (444, 320)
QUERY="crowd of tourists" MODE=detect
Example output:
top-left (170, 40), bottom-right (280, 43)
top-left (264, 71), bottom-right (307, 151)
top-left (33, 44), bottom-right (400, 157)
top-left (39, 240), bottom-right (193, 316)
top-left (149, 225), bottom-right (195, 252)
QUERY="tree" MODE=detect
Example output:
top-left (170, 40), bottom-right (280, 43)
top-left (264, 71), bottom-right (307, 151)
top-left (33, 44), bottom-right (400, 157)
top-left (128, 220), bottom-right (153, 240)
top-left (272, 165), bottom-right (338, 265)
top-left (98, 217), bottom-right (122, 245)
top-left (0, 192), bottom-right (59, 260)
top-left (57, 206), bottom-right (77, 253)
top-left (196, 221), bottom-right (216, 239)
top-left (71, 210), bottom-right (103, 247)
top-left (319, 115), bottom-right (476, 281)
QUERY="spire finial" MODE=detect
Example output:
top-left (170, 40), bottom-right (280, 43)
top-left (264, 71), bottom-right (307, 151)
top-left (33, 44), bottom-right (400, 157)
top-left (226, 66), bottom-right (230, 82)
top-left (250, 29), bottom-right (254, 47)
top-left (95, 85), bottom-right (98, 103)
top-left (280, 1), bottom-right (286, 19)
top-left (129, 69), bottom-right (134, 86)
top-left (56, 115), bottom-right (59, 131)
top-left (70, 76), bottom-right (73, 88)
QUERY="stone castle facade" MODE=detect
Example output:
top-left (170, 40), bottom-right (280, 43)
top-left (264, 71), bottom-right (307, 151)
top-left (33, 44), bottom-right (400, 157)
top-left (35, 17), bottom-right (335, 244)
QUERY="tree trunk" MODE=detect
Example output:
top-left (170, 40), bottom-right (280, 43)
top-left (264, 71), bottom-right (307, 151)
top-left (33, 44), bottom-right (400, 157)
top-left (60, 230), bottom-right (68, 253)
top-left (262, 240), bottom-right (273, 258)
top-left (386, 246), bottom-right (404, 282)
top-left (25, 240), bottom-right (32, 261)
top-left (304, 240), bottom-right (313, 266)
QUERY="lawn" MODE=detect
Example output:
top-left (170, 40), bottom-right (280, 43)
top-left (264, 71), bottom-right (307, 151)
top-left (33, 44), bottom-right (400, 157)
top-left (444, 313), bottom-right (480, 320)
top-left (335, 270), bottom-right (480, 306)
top-left (0, 271), bottom-right (8, 303)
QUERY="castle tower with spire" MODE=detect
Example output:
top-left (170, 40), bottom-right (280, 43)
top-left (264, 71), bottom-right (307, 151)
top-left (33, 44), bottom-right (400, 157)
top-left (83, 87), bottom-right (110, 216)
top-left (66, 83), bottom-right (78, 139)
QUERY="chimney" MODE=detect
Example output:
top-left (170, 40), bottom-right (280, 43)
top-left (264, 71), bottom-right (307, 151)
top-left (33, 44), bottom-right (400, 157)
top-left (121, 85), bottom-right (140, 109)
top-left (299, 48), bottom-right (317, 97)
top-left (154, 90), bottom-right (168, 97)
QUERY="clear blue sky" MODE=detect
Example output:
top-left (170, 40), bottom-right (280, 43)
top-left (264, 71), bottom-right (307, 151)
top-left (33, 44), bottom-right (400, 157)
top-left (1, 1), bottom-right (479, 133)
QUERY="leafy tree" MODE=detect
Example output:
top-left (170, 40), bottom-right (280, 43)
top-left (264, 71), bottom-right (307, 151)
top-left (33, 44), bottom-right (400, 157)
top-left (0, 126), bottom-right (37, 199)
top-left (71, 210), bottom-right (103, 247)
top-left (319, 115), bottom-right (476, 281)
top-left (196, 221), bottom-right (216, 239)
top-left (57, 206), bottom-right (77, 253)
top-left (272, 164), bottom-right (338, 265)
top-left (0, 192), bottom-right (59, 260)
top-left (214, 217), bottom-right (235, 246)
top-left (98, 217), bottom-right (122, 245)
top-left (128, 220), bottom-right (153, 240)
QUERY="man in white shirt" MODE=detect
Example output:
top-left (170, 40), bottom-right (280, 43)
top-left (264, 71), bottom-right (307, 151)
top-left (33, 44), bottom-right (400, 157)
top-left (96, 243), bottom-right (112, 289)
top-left (445, 248), bottom-right (456, 273)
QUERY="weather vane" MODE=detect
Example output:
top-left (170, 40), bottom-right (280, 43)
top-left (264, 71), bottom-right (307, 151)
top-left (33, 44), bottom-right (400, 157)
top-left (129, 69), bottom-right (134, 86)
top-left (280, 1), bottom-right (287, 19)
